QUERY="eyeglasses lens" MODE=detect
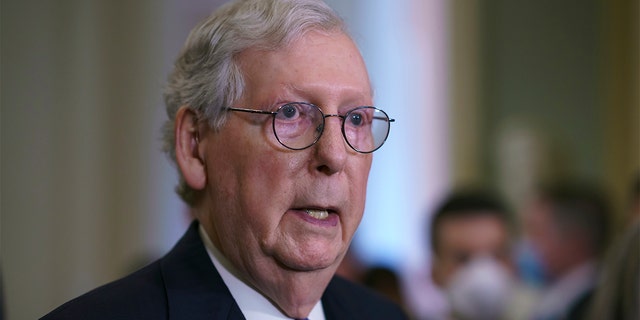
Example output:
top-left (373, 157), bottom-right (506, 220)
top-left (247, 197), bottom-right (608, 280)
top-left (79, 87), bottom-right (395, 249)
top-left (273, 103), bottom-right (390, 153)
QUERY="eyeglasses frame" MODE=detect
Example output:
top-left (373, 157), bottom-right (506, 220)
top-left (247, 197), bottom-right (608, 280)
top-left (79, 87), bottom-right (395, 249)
top-left (226, 102), bottom-right (394, 153)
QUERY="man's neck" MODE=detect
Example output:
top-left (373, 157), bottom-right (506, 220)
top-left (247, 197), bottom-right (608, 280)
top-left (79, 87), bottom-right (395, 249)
top-left (198, 224), bottom-right (328, 319)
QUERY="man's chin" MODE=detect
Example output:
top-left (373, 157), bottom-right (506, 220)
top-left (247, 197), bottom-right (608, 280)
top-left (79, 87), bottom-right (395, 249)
top-left (276, 253), bottom-right (341, 273)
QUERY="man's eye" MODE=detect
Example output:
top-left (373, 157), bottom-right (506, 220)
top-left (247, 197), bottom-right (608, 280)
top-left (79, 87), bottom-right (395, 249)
top-left (349, 112), bottom-right (363, 126)
top-left (281, 104), bottom-right (298, 119)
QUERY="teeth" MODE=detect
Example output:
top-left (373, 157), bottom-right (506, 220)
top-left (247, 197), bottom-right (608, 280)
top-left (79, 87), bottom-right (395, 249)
top-left (304, 209), bottom-right (329, 220)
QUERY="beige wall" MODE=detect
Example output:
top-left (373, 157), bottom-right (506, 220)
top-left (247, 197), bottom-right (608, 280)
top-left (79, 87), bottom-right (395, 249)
top-left (449, 0), bottom-right (482, 187)
top-left (450, 0), bottom-right (639, 222)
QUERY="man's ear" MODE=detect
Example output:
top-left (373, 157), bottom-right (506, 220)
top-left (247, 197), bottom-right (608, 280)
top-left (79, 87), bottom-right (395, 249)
top-left (175, 106), bottom-right (206, 190)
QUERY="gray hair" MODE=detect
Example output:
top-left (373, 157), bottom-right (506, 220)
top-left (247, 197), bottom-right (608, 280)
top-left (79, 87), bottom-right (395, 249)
top-left (163, 0), bottom-right (347, 205)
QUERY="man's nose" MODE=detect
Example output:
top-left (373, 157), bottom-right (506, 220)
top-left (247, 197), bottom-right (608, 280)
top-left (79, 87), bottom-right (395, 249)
top-left (312, 116), bottom-right (348, 175)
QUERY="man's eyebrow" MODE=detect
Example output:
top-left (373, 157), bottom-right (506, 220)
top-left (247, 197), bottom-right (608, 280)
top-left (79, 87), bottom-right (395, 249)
top-left (258, 86), bottom-right (299, 109)
top-left (256, 84), bottom-right (311, 109)
top-left (283, 83), bottom-right (374, 106)
top-left (282, 83), bottom-right (305, 98)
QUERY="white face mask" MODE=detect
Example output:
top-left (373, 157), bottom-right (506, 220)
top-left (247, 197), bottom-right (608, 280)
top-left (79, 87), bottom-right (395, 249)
top-left (446, 256), bottom-right (514, 320)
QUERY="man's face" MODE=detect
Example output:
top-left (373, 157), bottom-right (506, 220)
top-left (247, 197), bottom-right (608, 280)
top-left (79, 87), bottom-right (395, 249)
top-left (198, 31), bottom-right (373, 280)
top-left (431, 214), bottom-right (511, 287)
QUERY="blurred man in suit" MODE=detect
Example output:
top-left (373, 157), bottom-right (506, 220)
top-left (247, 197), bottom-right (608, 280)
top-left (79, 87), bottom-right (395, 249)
top-left (524, 182), bottom-right (610, 320)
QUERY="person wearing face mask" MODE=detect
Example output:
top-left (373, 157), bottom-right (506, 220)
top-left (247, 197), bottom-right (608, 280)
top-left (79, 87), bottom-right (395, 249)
top-left (428, 189), bottom-right (532, 320)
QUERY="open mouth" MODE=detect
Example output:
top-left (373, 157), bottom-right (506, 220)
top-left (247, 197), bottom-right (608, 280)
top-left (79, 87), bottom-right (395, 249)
top-left (293, 207), bottom-right (339, 227)
top-left (304, 209), bottom-right (330, 220)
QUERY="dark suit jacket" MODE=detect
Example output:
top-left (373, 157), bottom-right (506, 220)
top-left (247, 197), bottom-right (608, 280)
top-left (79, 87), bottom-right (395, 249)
top-left (41, 221), bottom-right (408, 320)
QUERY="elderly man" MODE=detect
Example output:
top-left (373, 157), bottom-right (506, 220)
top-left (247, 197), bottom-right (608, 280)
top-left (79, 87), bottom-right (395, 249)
top-left (41, 0), bottom-right (406, 319)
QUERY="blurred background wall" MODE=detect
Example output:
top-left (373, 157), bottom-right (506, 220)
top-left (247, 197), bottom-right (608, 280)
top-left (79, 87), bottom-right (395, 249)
top-left (1, 0), bottom-right (637, 319)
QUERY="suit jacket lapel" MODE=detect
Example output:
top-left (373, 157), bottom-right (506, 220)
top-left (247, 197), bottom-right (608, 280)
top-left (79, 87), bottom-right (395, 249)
top-left (160, 221), bottom-right (246, 320)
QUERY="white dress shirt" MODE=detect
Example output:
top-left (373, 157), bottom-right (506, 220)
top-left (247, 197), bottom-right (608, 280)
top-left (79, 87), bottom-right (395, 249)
top-left (199, 225), bottom-right (326, 320)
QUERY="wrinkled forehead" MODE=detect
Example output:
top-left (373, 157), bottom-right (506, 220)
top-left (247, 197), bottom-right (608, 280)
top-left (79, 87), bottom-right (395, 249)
top-left (236, 30), bottom-right (373, 104)
top-left (236, 29), bottom-right (365, 72)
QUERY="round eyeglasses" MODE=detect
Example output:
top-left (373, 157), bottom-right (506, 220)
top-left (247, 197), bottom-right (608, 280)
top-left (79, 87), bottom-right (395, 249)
top-left (227, 102), bottom-right (394, 153)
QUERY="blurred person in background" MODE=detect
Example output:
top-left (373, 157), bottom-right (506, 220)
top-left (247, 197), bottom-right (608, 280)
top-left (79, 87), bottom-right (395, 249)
top-left (361, 266), bottom-right (408, 314)
top-left (585, 221), bottom-right (639, 320)
top-left (428, 189), bottom-right (531, 320)
top-left (335, 248), bottom-right (366, 283)
top-left (585, 174), bottom-right (640, 320)
top-left (41, 0), bottom-right (407, 319)
top-left (626, 172), bottom-right (640, 221)
top-left (523, 182), bottom-right (611, 320)
top-left (335, 250), bottom-right (411, 316)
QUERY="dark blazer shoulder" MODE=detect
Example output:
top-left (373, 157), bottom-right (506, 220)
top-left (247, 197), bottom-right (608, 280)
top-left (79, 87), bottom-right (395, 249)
top-left (322, 276), bottom-right (409, 320)
top-left (41, 221), bottom-right (244, 320)
top-left (40, 260), bottom-right (168, 319)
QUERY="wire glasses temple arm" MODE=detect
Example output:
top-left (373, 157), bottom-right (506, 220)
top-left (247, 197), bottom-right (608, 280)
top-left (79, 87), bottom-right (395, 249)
top-left (227, 107), bottom-right (277, 115)
top-left (374, 116), bottom-right (395, 122)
